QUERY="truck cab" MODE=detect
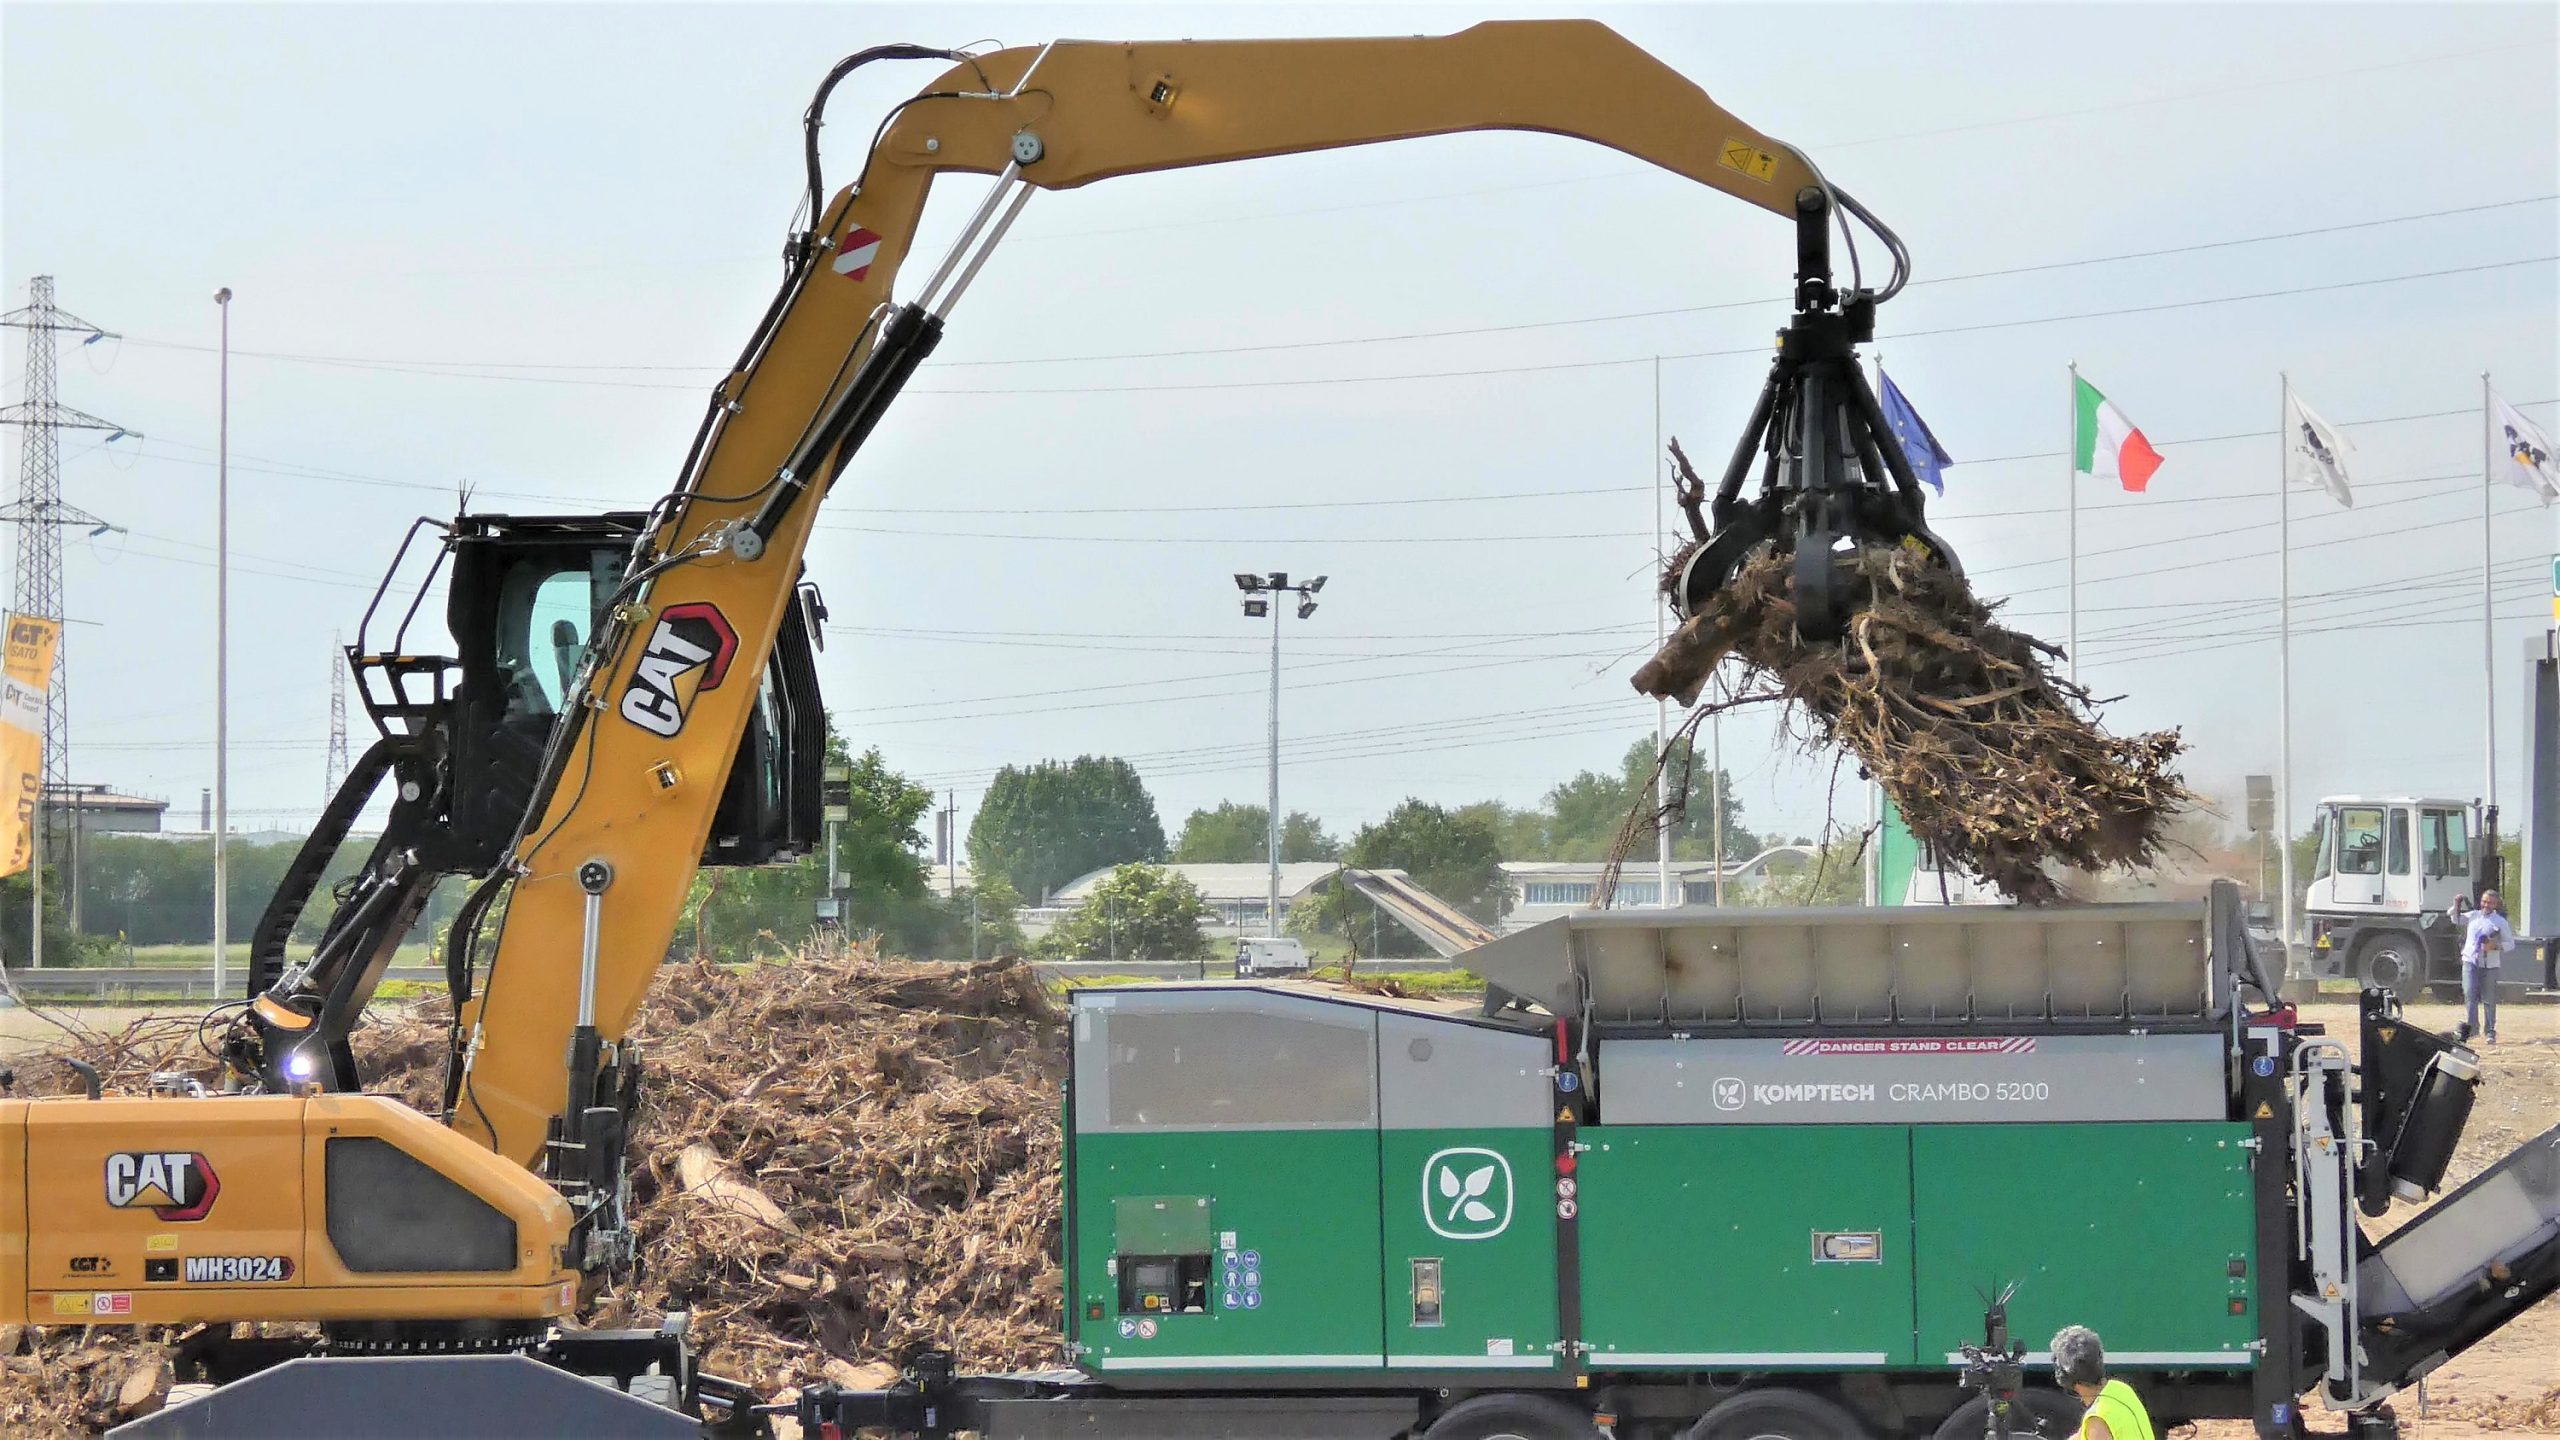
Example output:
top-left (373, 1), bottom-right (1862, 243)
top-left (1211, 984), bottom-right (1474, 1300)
top-left (2302, 796), bottom-right (2481, 998)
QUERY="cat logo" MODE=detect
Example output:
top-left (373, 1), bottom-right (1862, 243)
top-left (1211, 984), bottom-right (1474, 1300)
top-left (617, 602), bottom-right (738, 738)
top-left (104, 1151), bottom-right (221, 1222)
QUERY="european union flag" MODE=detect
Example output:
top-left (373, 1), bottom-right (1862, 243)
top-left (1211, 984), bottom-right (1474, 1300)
top-left (1879, 369), bottom-right (1954, 495)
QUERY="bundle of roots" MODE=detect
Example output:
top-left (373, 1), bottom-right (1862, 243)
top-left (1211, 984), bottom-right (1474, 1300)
top-left (1633, 545), bottom-right (2189, 903)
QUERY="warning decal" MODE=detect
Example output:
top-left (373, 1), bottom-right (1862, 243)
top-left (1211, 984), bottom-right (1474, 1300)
top-left (833, 227), bottom-right (884, 281)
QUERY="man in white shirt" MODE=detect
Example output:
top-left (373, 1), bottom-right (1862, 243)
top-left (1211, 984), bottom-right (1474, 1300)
top-left (2461, 890), bottom-right (2514, 1044)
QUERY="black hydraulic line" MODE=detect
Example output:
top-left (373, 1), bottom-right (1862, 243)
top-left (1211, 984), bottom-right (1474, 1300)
top-left (745, 302), bottom-right (945, 548)
top-left (798, 46), bottom-right (971, 265)
top-left (245, 736), bottom-right (400, 997)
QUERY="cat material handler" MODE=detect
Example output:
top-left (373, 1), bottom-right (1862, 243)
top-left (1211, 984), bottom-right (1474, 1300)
top-left (0, 21), bottom-right (1948, 1437)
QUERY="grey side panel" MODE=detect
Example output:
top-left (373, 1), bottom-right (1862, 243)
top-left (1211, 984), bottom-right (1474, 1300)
top-left (1599, 1032), bottom-right (2228, 1124)
top-left (110, 1355), bottom-right (698, 1439)
top-left (984, 1394), bottom-right (1420, 1439)
top-left (1073, 990), bottom-right (1379, 1134)
top-left (1378, 1011), bottom-right (1551, 1130)
top-left (1464, 902), bottom-right (2221, 1028)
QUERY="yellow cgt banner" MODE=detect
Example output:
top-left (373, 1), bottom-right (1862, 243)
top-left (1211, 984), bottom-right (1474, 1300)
top-left (0, 613), bottom-right (60, 879)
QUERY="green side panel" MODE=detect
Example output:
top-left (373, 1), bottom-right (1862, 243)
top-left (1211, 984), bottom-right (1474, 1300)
top-left (1379, 1128), bottom-right (1560, 1372)
top-left (1070, 1129), bottom-right (1385, 1372)
top-left (1578, 1126), bottom-right (1917, 1367)
top-left (1912, 1123), bottom-right (2258, 1368)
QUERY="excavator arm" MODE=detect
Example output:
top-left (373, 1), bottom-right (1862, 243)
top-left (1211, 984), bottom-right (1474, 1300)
top-left (440, 20), bottom-right (1907, 1175)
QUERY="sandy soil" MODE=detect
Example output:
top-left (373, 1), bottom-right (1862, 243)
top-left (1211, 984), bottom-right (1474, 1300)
top-left (2188, 996), bottom-right (2559, 1438)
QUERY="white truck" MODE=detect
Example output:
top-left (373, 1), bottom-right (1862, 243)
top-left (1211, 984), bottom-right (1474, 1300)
top-left (1234, 936), bottom-right (1313, 978)
top-left (2301, 795), bottom-right (2553, 999)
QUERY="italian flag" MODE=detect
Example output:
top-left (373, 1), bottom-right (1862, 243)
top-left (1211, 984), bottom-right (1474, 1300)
top-left (2073, 375), bottom-right (2164, 492)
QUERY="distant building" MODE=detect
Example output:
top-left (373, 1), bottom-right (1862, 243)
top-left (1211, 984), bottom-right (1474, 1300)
top-left (1500, 848), bottom-right (1820, 931)
top-left (1048, 861), bottom-right (1344, 936)
top-left (42, 783), bottom-right (168, 836)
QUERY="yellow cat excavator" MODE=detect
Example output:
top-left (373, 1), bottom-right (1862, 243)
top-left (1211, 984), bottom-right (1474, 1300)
top-left (0, 22), bottom-right (1946, 1435)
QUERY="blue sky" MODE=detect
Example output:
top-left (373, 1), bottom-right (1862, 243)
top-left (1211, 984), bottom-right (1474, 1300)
top-left (3, 2), bottom-right (2554, 852)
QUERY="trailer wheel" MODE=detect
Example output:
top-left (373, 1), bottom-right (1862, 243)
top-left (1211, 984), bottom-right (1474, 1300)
top-left (1930, 1390), bottom-right (2085, 1440)
top-left (1679, 1387), bottom-right (1867, 1440)
top-left (2356, 934), bottom-right (2423, 1003)
top-left (1424, 1392), bottom-right (1603, 1440)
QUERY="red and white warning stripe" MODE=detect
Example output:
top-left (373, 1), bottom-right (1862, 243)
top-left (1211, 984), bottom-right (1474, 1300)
top-left (832, 227), bottom-right (883, 281)
top-left (1779, 1036), bottom-right (2036, 1057)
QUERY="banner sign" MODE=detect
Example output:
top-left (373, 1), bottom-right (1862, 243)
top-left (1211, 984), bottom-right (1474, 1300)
top-left (0, 613), bottom-right (60, 879)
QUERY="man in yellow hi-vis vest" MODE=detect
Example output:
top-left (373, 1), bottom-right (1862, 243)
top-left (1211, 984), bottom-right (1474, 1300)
top-left (2052, 1327), bottom-right (2155, 1440)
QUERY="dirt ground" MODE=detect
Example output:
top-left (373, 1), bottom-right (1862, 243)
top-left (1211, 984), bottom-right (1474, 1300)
top-left (2188, 994), bottom-right (2559, 1438)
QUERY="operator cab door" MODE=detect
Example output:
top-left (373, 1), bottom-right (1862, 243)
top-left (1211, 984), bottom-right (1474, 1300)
top-left (2377, 804), bottom-right (2423, 911)
top-left (2418, 806), bottom-right (2472, 912)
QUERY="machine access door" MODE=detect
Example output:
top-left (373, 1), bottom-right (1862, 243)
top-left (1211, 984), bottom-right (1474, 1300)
top-left (1911, 1123), bottom-right (2258, 1370)
top-left (1376, 1012), bottom-right (1559, 1375)
top-left (1067, 990), bottom-right (1386, 1376)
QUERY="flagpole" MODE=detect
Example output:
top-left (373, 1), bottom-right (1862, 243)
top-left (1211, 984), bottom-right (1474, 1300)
top-left (2483, 372), bottom-right (2499, 821)
top-left (1654, 355), bottom-right (1673, 910)
top-left (2278, 373), bottom-right (2296, 959)
top-left (2067, 362), bottom-right (2080, 685)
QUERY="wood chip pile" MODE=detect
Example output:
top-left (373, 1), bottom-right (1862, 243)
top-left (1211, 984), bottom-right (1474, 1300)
top-left (1633, 545), bottom-right (2190, 903)
top-left (0, 942), bottom-right (1070, 1435)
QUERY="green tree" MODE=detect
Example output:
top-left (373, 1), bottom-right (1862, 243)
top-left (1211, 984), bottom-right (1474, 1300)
top-left (680, 741), bottom-right (946, 961)
top-left (1037, 862), bottom-right (1211, 963)
top-left (1345, 799), bottom-right (1509, 924)
top-left (967, 756), bottom-right (1166, 903)
top-left (1532, 736), bottom-right (1758, 862)
top-left (1171, 801), bottom-right (1339, 863)
top-left (954, 873), bottom-right (1029, 957)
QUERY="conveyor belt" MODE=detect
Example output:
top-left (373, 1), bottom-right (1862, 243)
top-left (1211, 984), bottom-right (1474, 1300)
top-left (2356, 1119), bottom-right (2560, 1394)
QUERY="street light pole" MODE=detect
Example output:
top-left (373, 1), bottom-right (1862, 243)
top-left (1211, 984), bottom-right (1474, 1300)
top-left (1235, 571), bottom-right (1327, 939)
top-left (1266, 588), bottom-right (1281, 937)
top-left (212, 287), bottom-right (231, 998)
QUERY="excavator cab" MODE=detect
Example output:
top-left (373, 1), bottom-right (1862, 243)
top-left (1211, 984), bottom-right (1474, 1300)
top-left (1665, 187), bottom-right (1964, 642)
top-left (236, 510), bottom-right (828, 1094)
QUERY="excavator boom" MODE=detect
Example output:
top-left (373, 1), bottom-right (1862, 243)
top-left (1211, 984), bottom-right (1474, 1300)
top-left (450, 20), bottom-right (1842, 1170)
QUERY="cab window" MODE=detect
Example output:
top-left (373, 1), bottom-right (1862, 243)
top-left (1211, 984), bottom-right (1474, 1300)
top-left (493, 556), bottom-right (614, 717)
top-left (2386, 807), bottom-right (2411, 876)
top-left (2309, 811), bottom-right (2333, 882)
top-left (2422, 809), bottom-right (2469, 880)
top-left (2338, 807), bottom-right (2386, 876)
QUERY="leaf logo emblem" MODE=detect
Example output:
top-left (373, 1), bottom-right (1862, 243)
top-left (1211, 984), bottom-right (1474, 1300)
top-left (1422, 1148), bottom-right (1513, 1240)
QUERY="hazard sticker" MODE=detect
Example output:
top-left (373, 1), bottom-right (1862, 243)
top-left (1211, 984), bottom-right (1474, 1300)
top-left (832, 227), bottom-right (884, 281)
top-left (1719, 139), bottom-right (1779, 182)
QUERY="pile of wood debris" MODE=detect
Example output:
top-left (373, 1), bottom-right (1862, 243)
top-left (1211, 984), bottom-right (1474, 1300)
top-left (1634, 544), bottom-right (2190, 903)
top-left (0, 942), bottom-right (1068, 1435)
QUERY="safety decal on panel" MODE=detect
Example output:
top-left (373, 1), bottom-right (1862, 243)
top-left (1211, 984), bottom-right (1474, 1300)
top-left (105, 1151), bottom-right (220, 1222)
top-left (833, 227), bottom-right (885, 281)
top-left (1718, 140), bottom-right (1779, 182)
top-left (619, 602), bottom-right (740, 738)
top-left (1423, 1148), bottom-right (1514, 1242)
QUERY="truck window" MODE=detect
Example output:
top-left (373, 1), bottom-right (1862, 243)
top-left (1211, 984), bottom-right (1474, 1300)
top-left (2386, 807), bottom-right (2411, 876)
top-left (2421, 810), bottom-right (2468, 879)
top-left (2338, 807), bottom-right (2386, 876)
top-left (2309, 811), bottom-right (2333, 881)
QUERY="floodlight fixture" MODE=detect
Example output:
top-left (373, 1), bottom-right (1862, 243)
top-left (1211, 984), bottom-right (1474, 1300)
top-left (1305, 575), bottom-right (1327, 595)
top-left (1243, 597), bottom-right (1270, 618)
top-left (1234, 573), bottom-right (1261, 592)
top-left (1267, 571), bottom-right (1289, 590)
top-left (1297, 599), bottom-right (1318, 620)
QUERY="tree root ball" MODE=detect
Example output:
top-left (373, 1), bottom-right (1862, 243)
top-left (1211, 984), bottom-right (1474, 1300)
top-left (1634, 546), bottom-right (2190, 903)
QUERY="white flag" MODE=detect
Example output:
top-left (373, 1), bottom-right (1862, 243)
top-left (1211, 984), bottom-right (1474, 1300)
top-left (2490, 388), bottom-right (2560, 504)
top-left (2283, 384), bottom-right (2355, 508)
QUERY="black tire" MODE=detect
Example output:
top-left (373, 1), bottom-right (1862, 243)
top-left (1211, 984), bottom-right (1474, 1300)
top-left (1681, 1387), bottom-right (1869, 1440)
top-left (1931, 1390), bottom-right (2086, 1440)
top-left (2356, 934), bottom-right (2424, 1004)
top-left (1424, 1393), bottom-right (1603, 1440)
